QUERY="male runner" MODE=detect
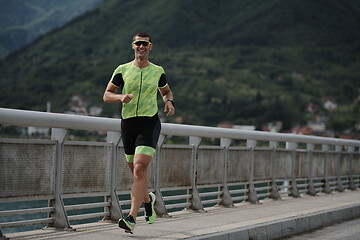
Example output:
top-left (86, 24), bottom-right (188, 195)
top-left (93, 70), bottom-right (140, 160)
top-left (103, 32), bottom-right (175, 234)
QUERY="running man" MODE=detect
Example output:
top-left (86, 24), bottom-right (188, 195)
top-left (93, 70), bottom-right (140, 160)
top-left (103, 32), bottom-right (175, 234)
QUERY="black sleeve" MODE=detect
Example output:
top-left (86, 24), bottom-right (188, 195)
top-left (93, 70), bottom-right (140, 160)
top-left (111, 73), bottom-right (124, 88)
top-left (158, 73), bottom-right (168, 88)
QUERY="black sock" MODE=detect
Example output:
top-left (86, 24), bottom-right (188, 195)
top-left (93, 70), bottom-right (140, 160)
top-left (144, 201), bottom-right (152, 216)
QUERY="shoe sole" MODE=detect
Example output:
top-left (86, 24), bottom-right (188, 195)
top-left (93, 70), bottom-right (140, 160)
top-left (119, 218), bottom-right (134, 234)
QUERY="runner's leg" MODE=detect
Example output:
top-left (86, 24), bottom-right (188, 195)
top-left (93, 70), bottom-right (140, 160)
top-left (127, 162), bottom-right (151, 204)
top-left (129, 153), bottom-right (152, 220)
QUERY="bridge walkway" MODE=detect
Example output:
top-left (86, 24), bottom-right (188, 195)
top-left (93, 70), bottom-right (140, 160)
top-left (5, 190), bottom-right (360, 240)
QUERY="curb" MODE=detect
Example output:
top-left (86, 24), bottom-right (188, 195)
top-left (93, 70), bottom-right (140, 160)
top-left (186, 204), bottom-right (360, 240)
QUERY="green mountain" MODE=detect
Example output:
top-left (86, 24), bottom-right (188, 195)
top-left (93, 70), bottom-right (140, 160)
top-left (0, 0), bottom-right (359, 133)
top-left (0, 0), bottom-right (103, 57)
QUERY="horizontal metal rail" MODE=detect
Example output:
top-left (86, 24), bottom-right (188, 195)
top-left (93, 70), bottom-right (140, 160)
top-left (0, 218), bottom-right (54, 228)
top-left (229, 189), bottom-right (249, 195)
top-left (162, 194), bottom-right (192, 201)
top-left (298, 183), bottom-right (309, 188)
top-left (0, 207), bottom-right (54, 217)
top-left (67, 212), bottom-right (110, 221)
top-left (1, 108), bottom-right (359, 147)
top-left (64, 202), bottom-right (110, 211)
top-left (199, 191), bottom-right (223, 198)
top-left (231, 196), bottom-right (248, 202)
top-left (202, 198), bottom-right (221, 205)
top-left (118, 200), bottom-right (131, 206)
top-left (257, 193), bottom-right (271, 198)
top-left (165, 202), bottom-right (192, 210)
top-left (255, 186), bottom-right (271, 192)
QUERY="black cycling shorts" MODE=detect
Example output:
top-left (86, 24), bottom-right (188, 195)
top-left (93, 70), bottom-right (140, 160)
top-left (121, 114), bottom-right (161, 162)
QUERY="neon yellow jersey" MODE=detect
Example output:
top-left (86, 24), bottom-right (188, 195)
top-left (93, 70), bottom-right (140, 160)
top-left (110, 62), bottom-right (166, 119)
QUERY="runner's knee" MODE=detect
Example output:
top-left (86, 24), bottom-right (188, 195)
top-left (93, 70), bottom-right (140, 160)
top-left (133, 162), bottom-right (148, 180)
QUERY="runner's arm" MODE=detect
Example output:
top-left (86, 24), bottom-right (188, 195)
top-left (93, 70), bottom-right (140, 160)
top-left (103, 81), bottom-right (133, 103)
top-left (159, 85), bottom-right (175, 116)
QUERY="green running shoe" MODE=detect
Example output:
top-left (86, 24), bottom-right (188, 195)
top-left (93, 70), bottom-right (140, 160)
top-left (144, 192), bottom-right (157, 224)
top-left (119, 215), bottom-right (135, 234)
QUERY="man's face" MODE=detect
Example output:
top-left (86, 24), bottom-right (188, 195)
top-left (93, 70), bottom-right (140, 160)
top-left (132, 36), bottom-right (152, 59)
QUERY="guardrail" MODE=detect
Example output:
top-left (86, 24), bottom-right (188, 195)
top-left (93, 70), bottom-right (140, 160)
top-left (0, 107), bottom-right (359, 236)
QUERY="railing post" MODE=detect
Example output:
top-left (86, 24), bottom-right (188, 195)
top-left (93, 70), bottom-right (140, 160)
top-left (154, 134), bottom-right (169, 217)
top-left (106, 131), bottom-right (123, 221)
top-left (307, 143), bottom-right (316, 196)
top-left (219, 138), bottom-right (233, 207)
top-left (49, 128), bottom-right (71, 229)
top-left (335, 145), bottom-right (345, 192)
top-left (246, 140), bottom-right (258, 204)
top-left (286, 142), bottom-right (300, 198)
top-left (270, 141), bottom-right (281, 200)
top-left (0, 228), bottom-right (6, 240)
top-left (357, 147), bottom-right (360, 189)
top-left (348, 146), bottom-right (357, 190)
top-left (188, 136), bottom-right (204, 211)
top-left (322, 144), bottom-right (332, 194)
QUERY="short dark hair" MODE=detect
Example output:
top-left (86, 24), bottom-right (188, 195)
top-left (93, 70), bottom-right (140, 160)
top-left (133, 32), bottom-right (152, 43)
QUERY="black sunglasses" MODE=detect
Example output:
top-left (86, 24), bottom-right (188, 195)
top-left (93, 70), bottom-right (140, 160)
top-left (132, 40), bottom-right (152, 47)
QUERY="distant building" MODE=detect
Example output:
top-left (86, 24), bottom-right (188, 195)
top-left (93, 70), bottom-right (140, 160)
top-left (292, 125), bottom-right (313, 135)
top-left (233, 125), bottom-right (256, 131)
top-left (66, 94), bottom-right (90, 115)
top-left (322, 97), bottom-right (337, 111)
top-left (306, 103), bottom-right (320, 113)
top-left (218, 121), bottom-right (255, 131)
top-left (218, 121), bottom-right (234, 128)
top-left (89, 106), bottom-right (102, 116)
top-left (355, 122), bottom-right (360, 131)
top-left (307, 121), bottom-right (326, 133)
top-left (66, 94), bottom-right (102, 116)
top-left (27, 126), bottom-right (49, 137)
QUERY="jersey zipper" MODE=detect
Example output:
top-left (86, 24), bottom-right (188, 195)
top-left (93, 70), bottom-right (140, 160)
top-left (135, 70), bottom-right (143, 117)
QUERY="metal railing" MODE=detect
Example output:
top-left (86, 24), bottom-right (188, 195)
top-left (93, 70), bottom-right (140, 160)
top-left (0, 107), bottom-right (359, 235)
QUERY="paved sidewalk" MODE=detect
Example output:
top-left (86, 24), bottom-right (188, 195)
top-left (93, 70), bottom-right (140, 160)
top-left (287, 218), bottom-right (360, 240)
top-left (6, 190), bottom-right (360, 240)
